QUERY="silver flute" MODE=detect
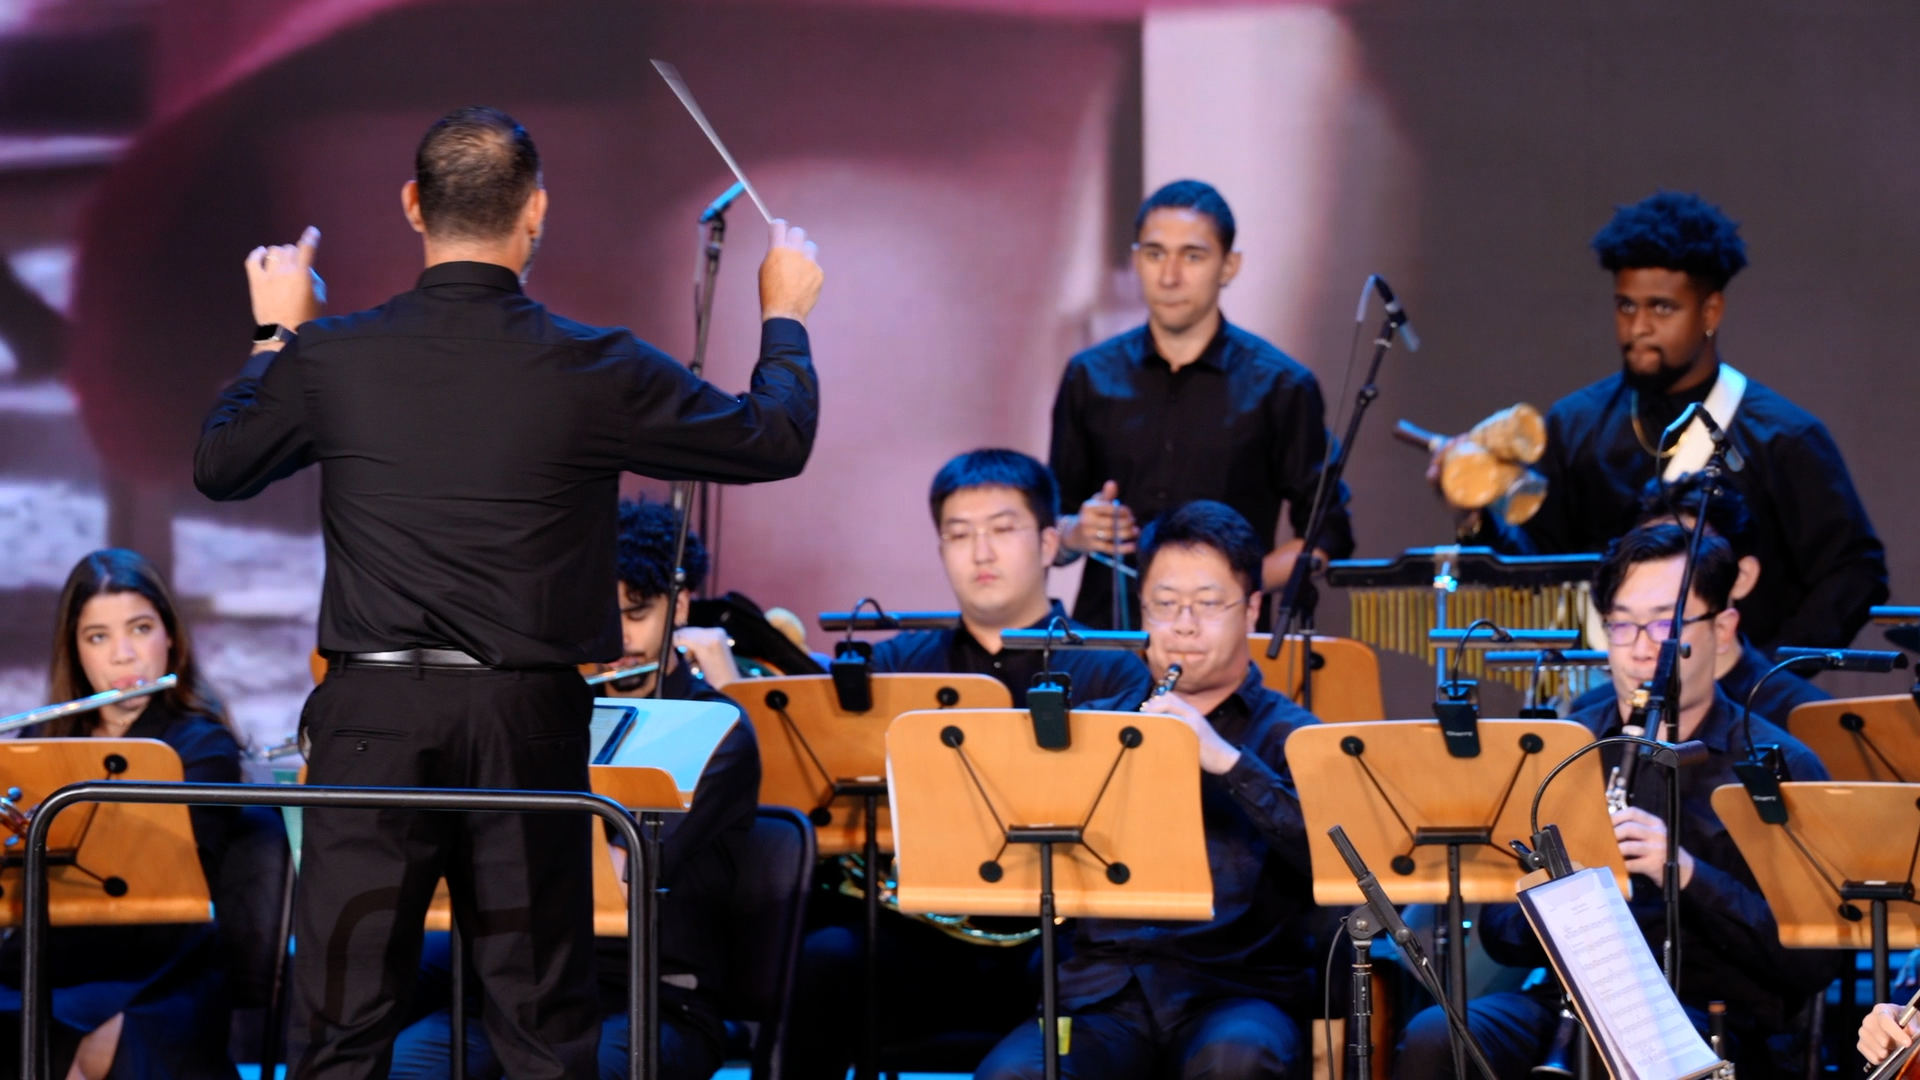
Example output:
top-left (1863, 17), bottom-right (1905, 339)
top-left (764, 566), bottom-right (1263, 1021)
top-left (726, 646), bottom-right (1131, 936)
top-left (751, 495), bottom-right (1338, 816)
top-left (0, 674), bottom-right (179, 736)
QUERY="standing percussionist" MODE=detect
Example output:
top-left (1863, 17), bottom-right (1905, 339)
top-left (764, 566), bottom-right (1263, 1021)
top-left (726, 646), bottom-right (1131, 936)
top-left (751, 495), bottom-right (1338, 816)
top-left (1454, 191), bottom-right (1885, 650)
top-left (194, 107), bottom-right (822, 1080)
top-left (1050, 180), bottom-right (1352, 628)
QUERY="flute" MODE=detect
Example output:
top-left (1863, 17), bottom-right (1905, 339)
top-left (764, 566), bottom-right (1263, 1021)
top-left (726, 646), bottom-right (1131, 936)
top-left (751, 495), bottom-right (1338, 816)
top-left (0, 674), bottom-right (179, 736)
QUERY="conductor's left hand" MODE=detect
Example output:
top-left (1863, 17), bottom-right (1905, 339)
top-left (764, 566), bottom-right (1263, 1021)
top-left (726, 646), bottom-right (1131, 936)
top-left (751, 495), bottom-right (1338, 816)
top-left (247, 226), bottom-right (325, 330)
top-left (760, 219), bottom-right (823, 325)
top-left (1139, 692), bottom-right (1242, 776)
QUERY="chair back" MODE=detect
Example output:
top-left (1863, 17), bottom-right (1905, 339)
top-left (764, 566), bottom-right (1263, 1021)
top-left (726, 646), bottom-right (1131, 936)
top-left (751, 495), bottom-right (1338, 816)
top-left (722, 805), bottom-right (815, 1080)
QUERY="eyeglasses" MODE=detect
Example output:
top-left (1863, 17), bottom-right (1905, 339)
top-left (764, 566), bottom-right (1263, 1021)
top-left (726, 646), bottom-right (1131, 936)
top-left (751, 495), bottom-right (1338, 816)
top-left (940, 522), bottom-right (1038, 547)
top-left (1602, 612), bottom-right (1720, 647)
top-left (1143, 596), bottom-right (1245, 625)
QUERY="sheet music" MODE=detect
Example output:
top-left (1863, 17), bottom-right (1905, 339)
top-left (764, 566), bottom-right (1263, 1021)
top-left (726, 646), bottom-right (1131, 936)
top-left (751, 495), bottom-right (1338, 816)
top-left (1521, 867), bottom-right (1720, 1080)
top-left (593, 697), bottom-right (739, 794)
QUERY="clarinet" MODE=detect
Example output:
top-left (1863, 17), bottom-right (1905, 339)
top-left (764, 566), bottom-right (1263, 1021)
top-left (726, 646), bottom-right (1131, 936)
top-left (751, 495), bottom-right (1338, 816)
top-left (1604, 683), bottom-right (1652, 813)
top-left (1145, 663), bottom-right (1183, 705)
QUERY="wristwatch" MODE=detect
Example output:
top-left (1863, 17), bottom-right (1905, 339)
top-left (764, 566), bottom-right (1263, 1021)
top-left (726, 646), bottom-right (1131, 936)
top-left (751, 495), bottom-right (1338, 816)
top-left (252, 323), bottom-right (296, 346)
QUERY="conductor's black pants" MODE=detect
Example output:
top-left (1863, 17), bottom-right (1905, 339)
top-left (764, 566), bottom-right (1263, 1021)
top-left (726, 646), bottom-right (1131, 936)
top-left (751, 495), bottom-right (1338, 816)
top-left (289, 664), bottom-right (599, 1080)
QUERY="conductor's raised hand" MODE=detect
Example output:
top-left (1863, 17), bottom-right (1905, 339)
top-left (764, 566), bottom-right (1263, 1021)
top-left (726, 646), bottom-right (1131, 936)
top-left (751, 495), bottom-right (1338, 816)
top-left (760, 218), bottom-right (823, 324)
top-left (246, 226), bottom-right (325, 331)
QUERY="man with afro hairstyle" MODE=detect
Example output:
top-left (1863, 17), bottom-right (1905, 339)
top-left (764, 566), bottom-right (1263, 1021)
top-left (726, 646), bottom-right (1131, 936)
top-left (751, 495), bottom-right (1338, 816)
top-left (1450, 191), bottom-right (1885, 651)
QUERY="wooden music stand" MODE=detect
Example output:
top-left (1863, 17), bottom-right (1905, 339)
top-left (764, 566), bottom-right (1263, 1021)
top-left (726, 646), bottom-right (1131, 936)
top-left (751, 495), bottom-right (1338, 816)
top-left (1250, 634), bottom-right (1384, 722)
top-left (1713, 781), bottom-right (1920, 1006)
top-left (888, 707), bottom-right (1213, 1080)
top-left (0, 739), bottom-right (210, 928)
top-left (726, 673), bottom-right (1011, 855)
top-left (1788, 695), bottom-right (1920, 782)
top-left (727, 672), bottom-right (1009, 1080)
top-left (1289, 718), bottom-right (1625, 1070)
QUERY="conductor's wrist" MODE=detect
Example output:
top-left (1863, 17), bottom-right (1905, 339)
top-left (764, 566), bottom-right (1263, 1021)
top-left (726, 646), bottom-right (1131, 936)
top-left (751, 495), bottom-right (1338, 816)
top-left (761, 308), bottom-right (807, 326)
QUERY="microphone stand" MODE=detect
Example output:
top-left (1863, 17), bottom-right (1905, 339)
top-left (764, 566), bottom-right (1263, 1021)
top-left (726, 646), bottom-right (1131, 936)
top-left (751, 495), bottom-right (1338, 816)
top-left (1639, 406), bottom-right (1737, 991)
top-left (1268, 283), bottom-right (1412, 708)
top-left (651, 182), bottom-right (746, 697)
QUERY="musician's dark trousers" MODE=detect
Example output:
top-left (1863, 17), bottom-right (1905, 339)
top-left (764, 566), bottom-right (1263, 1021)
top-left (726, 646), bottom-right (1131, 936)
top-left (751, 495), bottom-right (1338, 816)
top-left (1393, 991), bottom-right (1801, 1080)
top-left (972, 980), bottom-right (1303, 1080)
top-left (290, 664), bottom-right (599, 1080)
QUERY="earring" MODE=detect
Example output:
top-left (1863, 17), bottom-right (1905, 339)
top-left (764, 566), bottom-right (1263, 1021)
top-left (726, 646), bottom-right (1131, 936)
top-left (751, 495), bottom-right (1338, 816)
top-left (1705, 328), bottom-right (1715, 339)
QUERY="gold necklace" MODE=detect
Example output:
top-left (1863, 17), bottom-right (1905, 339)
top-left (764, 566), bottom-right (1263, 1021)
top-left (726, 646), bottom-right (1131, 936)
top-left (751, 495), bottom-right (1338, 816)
top-left (1629, 392), bottom-right (1679, 459)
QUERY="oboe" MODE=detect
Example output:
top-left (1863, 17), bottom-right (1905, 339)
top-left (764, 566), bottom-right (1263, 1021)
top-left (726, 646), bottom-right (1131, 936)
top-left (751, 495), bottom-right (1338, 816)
top-left (1604, 683), bottom-right (1652, 813)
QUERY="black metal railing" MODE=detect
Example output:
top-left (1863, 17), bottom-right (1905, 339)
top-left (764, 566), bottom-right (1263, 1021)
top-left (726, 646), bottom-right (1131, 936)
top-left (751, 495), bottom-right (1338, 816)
top-left (19, 782), bottom-right (657, 1080)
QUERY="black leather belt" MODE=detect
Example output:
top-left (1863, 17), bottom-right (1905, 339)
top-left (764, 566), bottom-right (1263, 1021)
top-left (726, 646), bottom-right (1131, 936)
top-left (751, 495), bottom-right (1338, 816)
top-left (331, 648), bottom-right (490, 670)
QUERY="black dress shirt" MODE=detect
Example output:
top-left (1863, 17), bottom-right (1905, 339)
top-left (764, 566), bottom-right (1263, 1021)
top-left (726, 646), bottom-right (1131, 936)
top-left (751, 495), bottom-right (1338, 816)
top-left (1471, 365), bottom-right (1886, 650)
top-left (1050, 320), bottom-right (1353, 628)
top-left (195, 261), bottom-right (818, 668)
top-left (1479, 690), bottom-right (1840, 1034)
top-left (1064, 663), bottom-right (1319, 1019)
top-left (869, 601), bottom-right (1153, 707)
top-left (597, 662), bottom-right (760, 1036)
top-left (1569, 637), bottom-right (1830, 729)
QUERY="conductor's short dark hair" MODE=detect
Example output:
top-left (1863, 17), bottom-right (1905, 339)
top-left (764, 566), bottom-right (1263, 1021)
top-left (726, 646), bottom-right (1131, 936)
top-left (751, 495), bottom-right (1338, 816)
top-left (1139, 500), bottom-right (1263, 598)
top-left (415, 106), bottom-right (541, 240)
top-left (1136, 179), bottom-right (1236, 252)
top-left (617, 499), bottom-right (708, 603)
top-left (1593, 521), bottom-right (1738, 616)
top-left (1591, 191), bottom-right (1748, 294)
top-left (1635, 473), bottom-right (1755, 559)
top-left (928, 449), bottom-right (1060, 530)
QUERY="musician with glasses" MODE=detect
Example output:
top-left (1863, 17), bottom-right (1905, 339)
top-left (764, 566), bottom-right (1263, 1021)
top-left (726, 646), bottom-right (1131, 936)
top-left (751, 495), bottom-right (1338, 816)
top-left (973, 500), bottom-right (1319, 1080)
top-left (784, 449), bottom-right (1149, 1080)
top-left (1393, 522), bottom-right (1838, 1080)
top-left (1447, 191), bottom-right (1885, 652)
top-left (1567, 474), bottom-right (1830, 727)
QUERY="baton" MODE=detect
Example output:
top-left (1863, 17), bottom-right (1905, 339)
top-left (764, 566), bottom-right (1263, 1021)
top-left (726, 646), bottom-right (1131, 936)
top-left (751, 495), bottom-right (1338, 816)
top-left (651, 60), bottom-right (774, 223)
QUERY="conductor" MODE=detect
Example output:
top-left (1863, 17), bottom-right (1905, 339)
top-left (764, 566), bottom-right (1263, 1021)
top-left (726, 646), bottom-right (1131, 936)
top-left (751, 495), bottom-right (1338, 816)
top-left (194, 106), bottom-right (823, 1080)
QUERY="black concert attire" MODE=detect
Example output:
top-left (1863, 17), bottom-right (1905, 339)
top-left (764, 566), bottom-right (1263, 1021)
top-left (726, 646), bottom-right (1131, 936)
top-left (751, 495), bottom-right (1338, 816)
top-left (871, 601), bottom-right (1155, 706)
top-left (1393, 690), bottom-right (1841, 1080)
top-left (1467, 366), bottom-right (1886, 650)
top-left (783, 603), bottom-right (1156, 1078)
top-left (1049, 320), bottom-right (1353, 629)
top-left (0, 702), bottom-right (243, 1080)
top-left (973, 663), bottom-right (1319, 1080)
top-left (194, 259), bottom-right (816, 1080)
top-left (1569, 637), bottom-right (1831, 729)
top-left (389, 663), bottom-right (761, 1080)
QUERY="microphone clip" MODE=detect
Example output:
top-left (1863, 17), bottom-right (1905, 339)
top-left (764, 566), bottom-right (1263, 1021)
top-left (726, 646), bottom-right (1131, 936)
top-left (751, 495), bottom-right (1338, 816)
top-left (1028, 670), bottom-right (1073, 751)
top-left (1734, 743), bottom-right (1791, 825)
top-left (1433, 679), bottom-right (1481, 758)
top-left (830, 639), bottom-right (875, 713)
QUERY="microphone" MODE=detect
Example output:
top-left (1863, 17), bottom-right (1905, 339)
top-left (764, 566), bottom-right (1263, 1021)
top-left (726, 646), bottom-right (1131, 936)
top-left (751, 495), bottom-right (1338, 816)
top-left (1773, 647), bottom-right (1911, 673)
top-left (1658, 401), bottom-right (1746, 472)
top-left (698, 179), bottom-right (748, 224)
top-left (1364, 275), bottom-right (1421, 352)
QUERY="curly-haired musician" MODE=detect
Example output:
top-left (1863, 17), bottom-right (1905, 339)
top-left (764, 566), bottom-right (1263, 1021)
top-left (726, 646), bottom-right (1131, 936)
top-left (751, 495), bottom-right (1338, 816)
top-left (1454, 191), bottom-right (1886, 651)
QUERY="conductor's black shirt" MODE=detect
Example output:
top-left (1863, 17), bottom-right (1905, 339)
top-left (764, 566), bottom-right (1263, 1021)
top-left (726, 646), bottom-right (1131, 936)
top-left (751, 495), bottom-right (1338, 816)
top-left (195, 261), bottom-right (818, 668)
top-left (1050, 319), bottom-right (1353, 626)
top-left (1469, 365), bottom-right (1886, 650)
